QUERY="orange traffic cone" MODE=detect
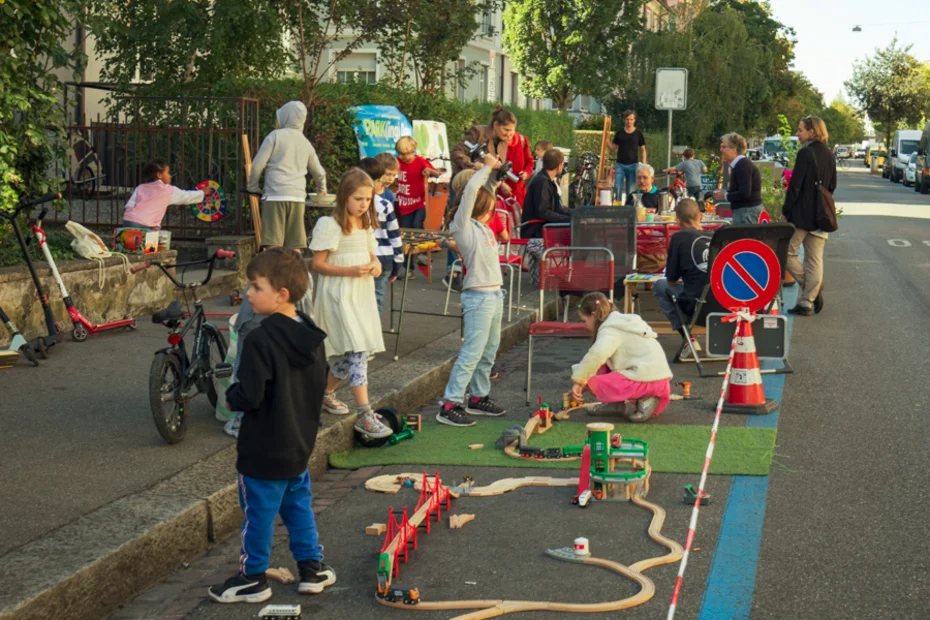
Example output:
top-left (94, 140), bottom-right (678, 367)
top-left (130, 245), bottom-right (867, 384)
top-left (723, 318), bottom-right (778, 415)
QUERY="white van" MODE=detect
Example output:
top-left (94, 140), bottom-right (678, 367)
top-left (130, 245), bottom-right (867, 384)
top-left (886, 129), bottom-right (922, 183)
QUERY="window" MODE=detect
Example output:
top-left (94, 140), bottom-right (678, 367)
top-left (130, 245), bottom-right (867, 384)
top-left (457, 59), bottom-right (466, 103)
top-left (336, 70), bottom-right (376, 84)
top-left (481, 11), bottom-right (496, 37)
top-left (511, 73), bottom-right (519, 104)
top-left (580, 95), bottom-right (590, 112)
top-left (479, 66), bottom-right (489, 102)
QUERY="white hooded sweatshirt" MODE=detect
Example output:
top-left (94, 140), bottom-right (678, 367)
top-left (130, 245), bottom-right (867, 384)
top-left (571, 311), bottom-right (673, 385)
top-left (247, 101), bottom-right (327, 201)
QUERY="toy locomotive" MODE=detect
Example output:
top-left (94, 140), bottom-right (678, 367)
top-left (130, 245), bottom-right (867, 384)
top-left (379, 586), bottom-right (421, 605)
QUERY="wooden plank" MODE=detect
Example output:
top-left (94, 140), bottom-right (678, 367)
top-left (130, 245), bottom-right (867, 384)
top-left (241, 134), bottom-right (262, 248)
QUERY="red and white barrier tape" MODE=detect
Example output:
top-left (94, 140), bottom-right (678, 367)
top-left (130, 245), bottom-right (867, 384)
top-left (667, 309), bottom-right (755, 619)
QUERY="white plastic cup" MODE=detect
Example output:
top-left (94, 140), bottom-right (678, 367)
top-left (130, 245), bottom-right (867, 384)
top-left (574, 537), bottom-right (590, 556)
top-left (599, 190), bottom-right (612, 206)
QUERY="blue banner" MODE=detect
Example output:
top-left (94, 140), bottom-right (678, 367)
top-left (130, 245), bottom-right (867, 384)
top-left (348, 105), bottom-right (414, 159)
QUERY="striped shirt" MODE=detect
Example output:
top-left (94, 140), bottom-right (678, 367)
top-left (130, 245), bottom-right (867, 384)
top-left (374, 193), bottom-right (404, 263)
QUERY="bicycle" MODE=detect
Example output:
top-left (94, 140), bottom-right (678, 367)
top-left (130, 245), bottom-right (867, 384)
top-left (131, 249), bottom-right (236, 444)
top-left (570, 152), bottom-right (600, 208)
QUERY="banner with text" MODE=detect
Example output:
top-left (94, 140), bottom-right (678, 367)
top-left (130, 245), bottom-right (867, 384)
top-left (348, 105), bottom-right (414, 159)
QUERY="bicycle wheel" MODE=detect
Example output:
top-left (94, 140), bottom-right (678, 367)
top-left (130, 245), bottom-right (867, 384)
top-left (202, 326), bottom-right (228, 409)
top-left (150, 351), bottom-right (187, 444)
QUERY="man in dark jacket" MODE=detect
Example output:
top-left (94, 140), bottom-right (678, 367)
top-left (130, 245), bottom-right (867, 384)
top-left (713, 132), bottom-right (763, 224)
top-left (522, 148), bottom-right (570, 238)
top-left (209, 248), bottom-right (336, 605)
top-left (783, 116), bottom-right (837, 316)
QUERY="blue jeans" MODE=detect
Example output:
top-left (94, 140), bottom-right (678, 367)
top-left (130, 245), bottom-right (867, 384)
top-left (238, 470), bottom-right (323, 575)
top-left (374, 257), bottom-right (394, 315)
top-left (731, 205), bottom-right (765, 225)
top-left (399, 209), bottom-right (426, 229)
top-left (653, 279), bottom-right (685, 330)
top-left (614, 163), bottom-right (638, 199)
top-left (443, 288), bottom-right (503, 403)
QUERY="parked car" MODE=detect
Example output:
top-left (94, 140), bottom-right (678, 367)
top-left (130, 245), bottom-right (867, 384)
top-left (855, 148), bottom-right (866, 159)
top-left (836, 147), bottom-right (850, 159)
top-left (885, 129), bottom-right (921, 182)
top-left (866, 148), bottom-right (886, 170)
top-left (904, 152), bottom-right (918, 187)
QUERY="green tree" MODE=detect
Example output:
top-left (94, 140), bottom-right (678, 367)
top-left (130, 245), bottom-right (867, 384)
top-left (769, 70), bottom-right (824, 134)
top-left (0, 0), bottom-right (83, 215)
top-left (502, 0), bottom-right (646, 112)
top-left (845, 38), bottom-right (930, 145)
top-left (820, 99), bottom-right (866, 145)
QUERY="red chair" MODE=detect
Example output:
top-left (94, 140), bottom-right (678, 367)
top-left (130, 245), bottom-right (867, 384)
top-left (524, 244), bottom-right (615, 404)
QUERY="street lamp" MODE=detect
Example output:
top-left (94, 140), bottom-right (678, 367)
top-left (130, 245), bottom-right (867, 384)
top-left (852, 25), bottom-right (862, 32)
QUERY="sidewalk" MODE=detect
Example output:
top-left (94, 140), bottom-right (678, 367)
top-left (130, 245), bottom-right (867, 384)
top-left (0, 269), bottom-right (545, 620)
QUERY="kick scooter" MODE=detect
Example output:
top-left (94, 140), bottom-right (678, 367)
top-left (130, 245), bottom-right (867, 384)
top-left (31, 209), bottom-right (136, 341)
top-left (0, 305), bottom-right (39, 368)
top-left (0, 192), bottom-right (64, 357)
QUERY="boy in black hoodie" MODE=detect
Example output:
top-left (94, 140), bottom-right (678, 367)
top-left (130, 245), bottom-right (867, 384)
top-left (209, 248), bottom-right (335, 604)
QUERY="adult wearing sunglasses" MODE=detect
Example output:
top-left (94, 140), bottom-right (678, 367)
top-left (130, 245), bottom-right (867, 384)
top-left (713, 132), bottom-right (763, 225)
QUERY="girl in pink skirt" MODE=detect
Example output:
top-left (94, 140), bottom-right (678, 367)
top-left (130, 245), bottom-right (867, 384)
top-left (570, 292), bottom-right (673, 422)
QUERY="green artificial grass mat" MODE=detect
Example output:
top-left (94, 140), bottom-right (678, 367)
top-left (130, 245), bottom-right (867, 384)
top-left (329, 420), bottom-right (776, 476)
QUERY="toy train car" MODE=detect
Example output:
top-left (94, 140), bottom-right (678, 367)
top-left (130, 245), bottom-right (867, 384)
top-left (519, 446), bottom-right (567, 459)
top-left (561, 446), bottom-right (583, 458)
top-left (519, 446), bottom-right (544, 458)
top-left (383, 587), bottom-right (420, 605)
top-left (545, 447), bottom-right (563, 459)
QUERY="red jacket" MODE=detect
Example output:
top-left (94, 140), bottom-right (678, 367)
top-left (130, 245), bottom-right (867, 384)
top-left (501, 133), bottom-right (534, 207)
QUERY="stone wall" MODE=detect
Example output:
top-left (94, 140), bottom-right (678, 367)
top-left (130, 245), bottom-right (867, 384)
top-left (0, 252), bottom-right (178, 347)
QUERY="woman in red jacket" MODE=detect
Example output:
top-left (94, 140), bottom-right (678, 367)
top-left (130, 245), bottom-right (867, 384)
top-left (500, 131), bottom-right (534, 208)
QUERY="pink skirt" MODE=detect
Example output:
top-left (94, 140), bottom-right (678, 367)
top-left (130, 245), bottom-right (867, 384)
top-left (586, 365), bottom-right (671, 417)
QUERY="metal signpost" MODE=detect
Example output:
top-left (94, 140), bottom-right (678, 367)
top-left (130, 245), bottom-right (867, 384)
top-left (655, 68), bottom-right (688, 170)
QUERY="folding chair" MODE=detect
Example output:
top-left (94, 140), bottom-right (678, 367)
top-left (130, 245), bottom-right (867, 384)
top-left (524, 245), bottom-right (615, 405)
top-left (570, 206), bottom-right (638, 312)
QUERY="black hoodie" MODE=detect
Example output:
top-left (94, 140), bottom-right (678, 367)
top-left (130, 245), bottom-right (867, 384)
top-left (226, 311), bottom-right (327, 480)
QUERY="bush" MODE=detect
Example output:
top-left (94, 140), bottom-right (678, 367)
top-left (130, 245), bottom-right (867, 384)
top-left (0, 225), bottom-right (75, 268)
top-left (212, 79), bottom-right (575, 182)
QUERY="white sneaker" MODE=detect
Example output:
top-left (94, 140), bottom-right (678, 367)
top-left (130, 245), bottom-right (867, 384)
top-left (322, 392), bottom-right (349, 415)
top-left (223, 416), bottom-right (241, 438)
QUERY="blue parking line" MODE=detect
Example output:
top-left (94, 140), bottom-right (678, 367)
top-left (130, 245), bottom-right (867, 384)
top-left (697, 288), bottom-right (795, 619)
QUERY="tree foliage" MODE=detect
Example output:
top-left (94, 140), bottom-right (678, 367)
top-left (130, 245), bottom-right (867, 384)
top-left (502, 0), bottom-right (646, 112)
top-left (0, 0), bottom-right (82, 216)
top-left (375, 0), bottom-right (500, 95)
top-left (820, 99), bottom-right (866, 145)
top-left (845, 39), bottom-right (930, 144)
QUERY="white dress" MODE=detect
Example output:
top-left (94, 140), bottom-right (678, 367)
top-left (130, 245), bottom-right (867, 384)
top-left (309, 217), bottom-right (385, 358)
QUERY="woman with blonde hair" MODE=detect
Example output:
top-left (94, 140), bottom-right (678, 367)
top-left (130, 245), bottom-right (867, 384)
top-left (782, 116), bottom-right (837, 316)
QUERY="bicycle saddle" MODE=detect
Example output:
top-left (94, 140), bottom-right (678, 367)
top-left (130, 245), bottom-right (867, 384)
top-left (152, 301), bottom-right (184, 324)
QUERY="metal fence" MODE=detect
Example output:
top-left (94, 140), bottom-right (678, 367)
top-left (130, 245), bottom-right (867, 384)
top-left (58, 95), bottom-right (260, 240)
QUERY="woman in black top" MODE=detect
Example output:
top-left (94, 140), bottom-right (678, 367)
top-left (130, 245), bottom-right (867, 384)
top-left (713, 132), bottom-right (763, 224)
top-left (782, 116), bottom-right (837, 316)
top-left (609, 110), bottom-right (646, 199)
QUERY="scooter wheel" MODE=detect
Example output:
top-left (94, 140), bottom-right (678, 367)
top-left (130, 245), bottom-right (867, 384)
top-left (72, 324), bottom-right (89, 342)
top-left (20, 346), bottom-right (39, 367)
top-left (34, 339), bottom-right (48, 360)
top-left (125, 315), bottom-right (137, 330)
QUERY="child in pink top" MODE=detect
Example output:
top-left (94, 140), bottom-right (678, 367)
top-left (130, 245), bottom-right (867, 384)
top-left (123, 159), bottom-right (205, 230)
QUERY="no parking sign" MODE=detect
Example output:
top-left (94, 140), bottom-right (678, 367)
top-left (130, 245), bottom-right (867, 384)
top-left (710, 239), bottom-right (781, 312)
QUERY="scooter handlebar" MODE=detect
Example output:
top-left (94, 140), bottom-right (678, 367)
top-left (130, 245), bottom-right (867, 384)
top-left (215, 249), bottom-right (236, 259)
top-left (18, 193), bottom-right (61, 211)
top-left (130, 262), bottom-right (152, 274)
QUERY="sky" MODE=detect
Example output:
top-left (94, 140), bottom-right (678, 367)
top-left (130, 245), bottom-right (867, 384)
top-left (768, 0), bottom-right (930, 104)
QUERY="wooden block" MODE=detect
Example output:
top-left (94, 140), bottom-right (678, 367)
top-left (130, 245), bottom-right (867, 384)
top-left (449, 514), bottom-right (475, 529)
top-left (266, 567), bottom-right (296, 584)
top-left (468, 444), bottom-right (484, 450)
top-left (406, 414), bottom-right (421, 431)
top-left (366, 523), bottom-right (387, 536)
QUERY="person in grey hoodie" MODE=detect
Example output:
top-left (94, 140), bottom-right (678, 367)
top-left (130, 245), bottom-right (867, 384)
top-left (248, 101), bottom-right (328, 249)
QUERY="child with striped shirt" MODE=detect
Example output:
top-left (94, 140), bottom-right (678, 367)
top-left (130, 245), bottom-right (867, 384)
top-left (359, 157), bottom-right (403, 315)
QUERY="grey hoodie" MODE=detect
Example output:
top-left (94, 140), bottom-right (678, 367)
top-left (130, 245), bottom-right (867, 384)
top-left (247, 101), bottom-right (327, 201)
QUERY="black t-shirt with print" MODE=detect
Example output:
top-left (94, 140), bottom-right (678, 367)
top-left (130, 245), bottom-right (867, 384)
top-left (667, 228), bottom-right (712, 301)
top-left (612, 128), bottom-right (646, 164)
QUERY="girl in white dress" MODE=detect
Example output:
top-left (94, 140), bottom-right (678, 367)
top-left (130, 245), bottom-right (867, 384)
top-left (310, 168), bottom-right (392, 440)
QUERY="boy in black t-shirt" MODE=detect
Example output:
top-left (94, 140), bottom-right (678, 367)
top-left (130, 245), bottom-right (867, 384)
top-left (653, 199), bottom-right (712, 359)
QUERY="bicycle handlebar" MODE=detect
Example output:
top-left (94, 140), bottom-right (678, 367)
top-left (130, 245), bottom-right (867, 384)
top-left (0, 193), bottom-right (62, 222)
top-left (130, 250), bottom-right (236, 288)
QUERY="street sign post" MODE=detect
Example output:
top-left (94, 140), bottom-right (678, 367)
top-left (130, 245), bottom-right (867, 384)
top-left (710, 239), bottom-right (781, 313)
top-left (655, 68), bottom-right (688, 170)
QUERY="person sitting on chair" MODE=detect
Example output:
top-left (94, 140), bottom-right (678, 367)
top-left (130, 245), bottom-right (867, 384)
top-left (652, 199), bottom-right (712, 361)
top-left (627, 164), bottom-right (661, 212)
top-left (521, 148), bottom-right (570, 239)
